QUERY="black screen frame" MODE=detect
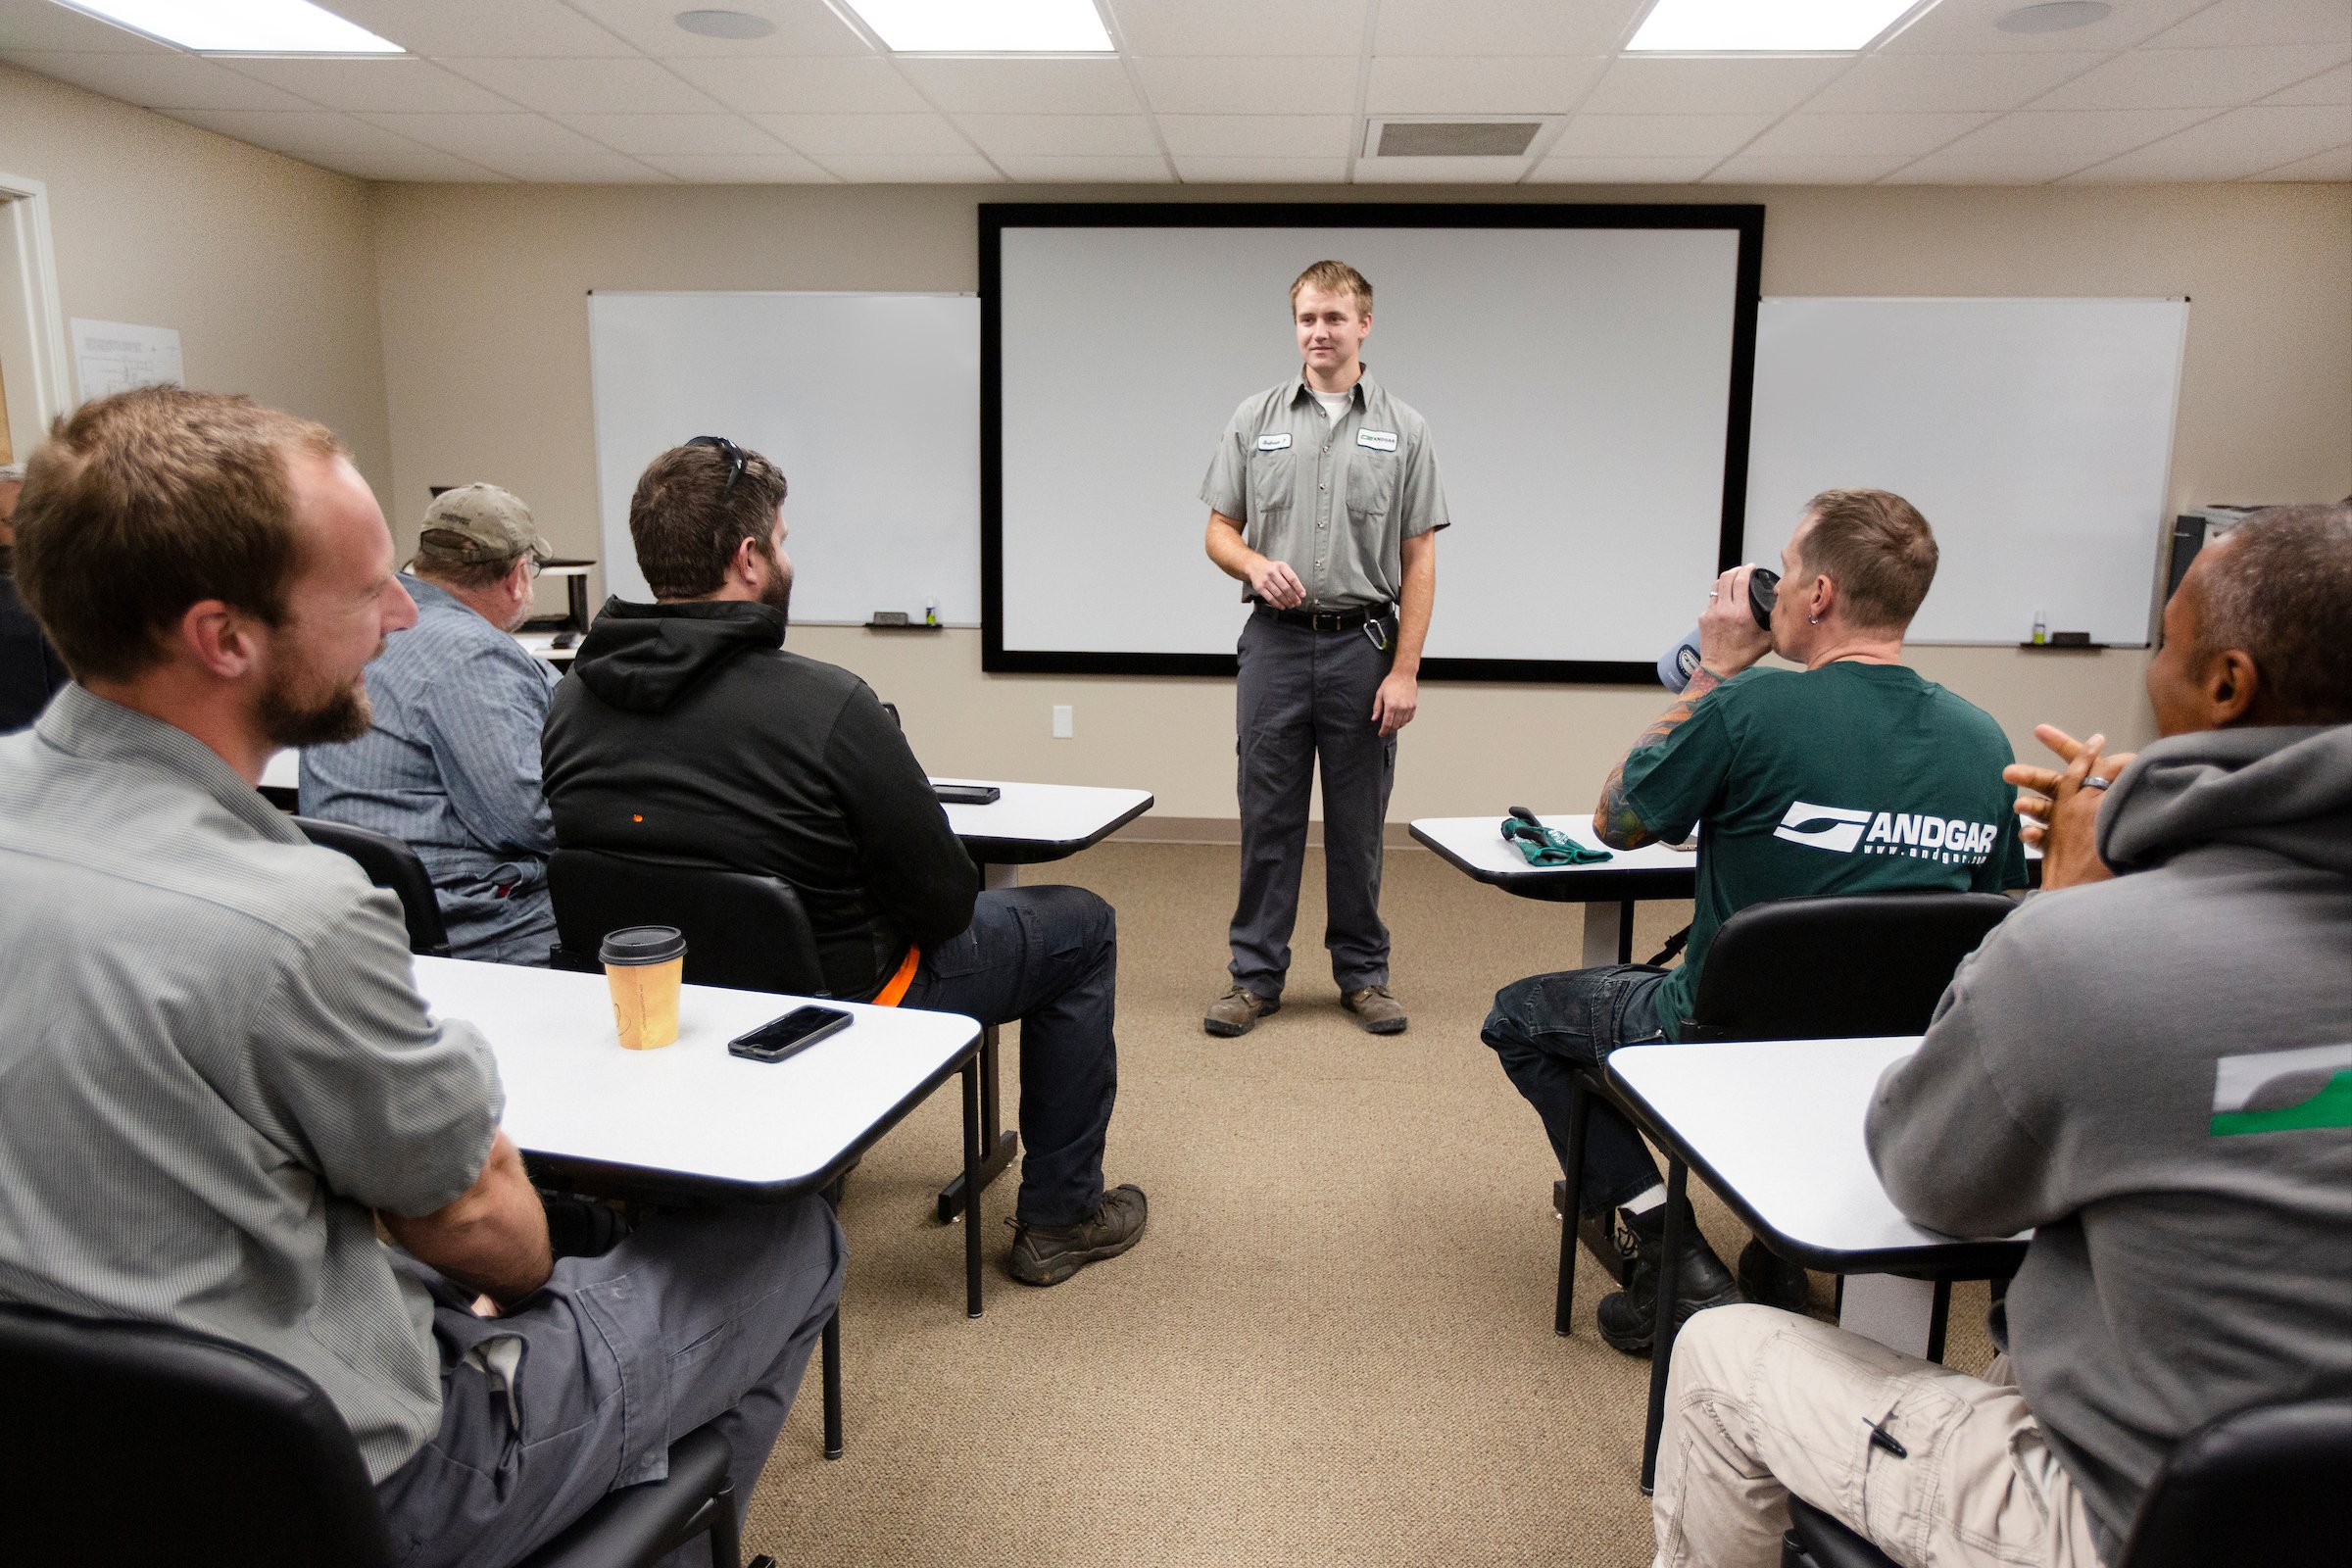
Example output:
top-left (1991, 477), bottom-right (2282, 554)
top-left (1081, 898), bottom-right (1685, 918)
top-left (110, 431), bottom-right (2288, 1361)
top-left (979, 200), bottom-right (1766, 683)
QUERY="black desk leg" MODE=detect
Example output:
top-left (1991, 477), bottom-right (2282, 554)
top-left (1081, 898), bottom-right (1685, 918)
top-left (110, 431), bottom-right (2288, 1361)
top-left (1641, 1159), bottom-right (1690, 1494)
top-left (1927, 1279), bottom-right (1952, 1365)
top-left (1617, 900), bottom-right (1635, 965)
top-left (935, 1023), bottom-right (1018, 1222)
top-left (1555, 1078), bottom-right (1593, 1337)
top-left (961, 1055), bottom-right (984, 1319)
top-left (820, 1175), bottom-right (845, 1459)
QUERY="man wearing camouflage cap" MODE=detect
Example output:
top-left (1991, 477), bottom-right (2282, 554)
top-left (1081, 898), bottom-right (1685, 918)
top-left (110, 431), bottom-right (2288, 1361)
top-left (302, 483), bottom-right (563, 963)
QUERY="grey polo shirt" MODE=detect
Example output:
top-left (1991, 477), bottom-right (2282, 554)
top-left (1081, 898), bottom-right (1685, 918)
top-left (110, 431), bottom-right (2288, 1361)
top-left (1200, 368), bottom-right (1449, 611)
top-left (0, 685), bottom-right (502, 1482)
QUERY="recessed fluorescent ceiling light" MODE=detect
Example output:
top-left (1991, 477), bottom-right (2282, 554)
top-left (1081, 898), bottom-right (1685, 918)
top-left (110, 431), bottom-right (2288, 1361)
top-left (841, 0), bottom-right (1113, 54)
top-left (62, 0), bottom-right (401, 53)
top-left (1628, 0), bottom-right (1925, 53)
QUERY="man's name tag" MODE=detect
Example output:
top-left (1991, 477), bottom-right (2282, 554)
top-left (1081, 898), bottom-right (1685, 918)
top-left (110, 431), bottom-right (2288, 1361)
top-left (1256, 433), bottom-right (1293, 452)
top-left (1356, 428), bottom-right (1398, 453)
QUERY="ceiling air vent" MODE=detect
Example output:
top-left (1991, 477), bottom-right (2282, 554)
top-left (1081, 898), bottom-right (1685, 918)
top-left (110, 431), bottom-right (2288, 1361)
top-left (1371, 121), bottom-right (1544, 158)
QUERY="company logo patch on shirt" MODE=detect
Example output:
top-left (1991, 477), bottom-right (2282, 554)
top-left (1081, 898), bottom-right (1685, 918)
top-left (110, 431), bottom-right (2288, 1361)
top-left (1256, 433), bottom-right (1293, 452)
top-left (1772, 800), bottom-right (2001, 864)
top-left (2210, 1044), bottom-right (2352, 1137)
top-left (1356, 428), bottom-right (1398, 452)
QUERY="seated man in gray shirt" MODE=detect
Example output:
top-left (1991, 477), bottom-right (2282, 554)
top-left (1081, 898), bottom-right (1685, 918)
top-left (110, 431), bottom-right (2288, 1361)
top-left (301, 483), bottom-right (562, 964)
top-left (1645, 505), bottom-right (2352, 1568)
top-left (0, 387), bottom-right (843, 1568)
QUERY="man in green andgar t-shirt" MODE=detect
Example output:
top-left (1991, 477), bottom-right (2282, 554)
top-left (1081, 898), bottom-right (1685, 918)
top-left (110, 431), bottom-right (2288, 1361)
top-left (1481, 488), bottom-right (2026, 1355)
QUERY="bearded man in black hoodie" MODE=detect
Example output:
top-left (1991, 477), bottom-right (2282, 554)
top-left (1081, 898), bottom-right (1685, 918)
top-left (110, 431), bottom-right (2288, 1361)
top-left (543, 439), bottom-right (1146, 1287)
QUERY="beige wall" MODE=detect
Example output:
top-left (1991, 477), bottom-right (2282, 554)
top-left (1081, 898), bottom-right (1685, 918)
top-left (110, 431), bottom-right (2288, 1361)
top-left (0, 63), bottom-right (390, 491)
top-left (368, 179), bottom-right (2351, 823)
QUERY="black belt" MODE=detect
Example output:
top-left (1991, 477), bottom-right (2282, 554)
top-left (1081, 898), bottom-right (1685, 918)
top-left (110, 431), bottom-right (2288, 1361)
top-left (1259, 603), bottom-right (1390, 633)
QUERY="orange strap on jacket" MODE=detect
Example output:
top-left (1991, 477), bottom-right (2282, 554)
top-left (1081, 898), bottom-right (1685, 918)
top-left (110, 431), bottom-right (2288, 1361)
top-left (871, 945), bottom-right (920, 1008)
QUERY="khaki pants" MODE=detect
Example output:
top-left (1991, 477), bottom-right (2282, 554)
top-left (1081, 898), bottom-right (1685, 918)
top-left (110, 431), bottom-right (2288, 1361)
top-left (1650, 1305), bottom-right (2107, 1568)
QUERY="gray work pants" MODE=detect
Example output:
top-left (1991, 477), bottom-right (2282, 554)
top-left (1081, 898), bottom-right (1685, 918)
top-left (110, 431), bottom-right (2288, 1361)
top-left (1229, 608), bottom-right (1396, 999)
top-left (375, 1196), bottom-right (845, 1568)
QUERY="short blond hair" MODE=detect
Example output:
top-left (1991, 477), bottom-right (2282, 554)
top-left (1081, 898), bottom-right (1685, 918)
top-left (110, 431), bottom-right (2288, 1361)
top-left (1795, 489), bottom-right (1939, 632)
top-left (1290, 260), bottom-right (1372, 317)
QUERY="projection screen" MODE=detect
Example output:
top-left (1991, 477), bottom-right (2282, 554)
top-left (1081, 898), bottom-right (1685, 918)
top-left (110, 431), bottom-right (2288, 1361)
top-left (982, 203), bottom-right (1763, 682)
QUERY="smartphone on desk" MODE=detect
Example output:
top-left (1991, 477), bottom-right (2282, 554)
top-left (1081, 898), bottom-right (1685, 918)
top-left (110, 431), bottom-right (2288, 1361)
top-left (933, 783), bottom-right (1002, 806)
top-left (728, 1004), bottom-right (853, 1064)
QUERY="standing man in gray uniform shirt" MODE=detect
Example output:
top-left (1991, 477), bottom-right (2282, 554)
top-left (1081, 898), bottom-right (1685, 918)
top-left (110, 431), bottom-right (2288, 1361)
top-left (1200, 260), bottom-right (1448, 1038)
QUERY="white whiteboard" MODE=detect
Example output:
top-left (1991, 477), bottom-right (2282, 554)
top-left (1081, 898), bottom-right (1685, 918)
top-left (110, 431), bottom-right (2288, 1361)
top-left (585, 292), bottom-right (980, 625)
top-left (1744, 298), bottom-right (2188, 647)
top-left (994, 222), bottom-right (1749, 669)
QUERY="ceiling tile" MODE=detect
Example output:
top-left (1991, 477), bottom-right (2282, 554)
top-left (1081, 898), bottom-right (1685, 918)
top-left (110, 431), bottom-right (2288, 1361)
top-left (357, 111), bottom-right (635, 161)
top-left (315, 148), bottom-right (515, 181)
top-left (566, 0), bottom-right (870, 56)
top-left (667, 56), bottom-right (928, 113)
top-left (440, 58), bottom-right (726, 115)
top-left (2146, 0), bottom-right (2352, 49)
top-left (0, 0), bottom-right (177, 52)
top-left (1707, 151), bottom-right (1915, 183)
top-left (1108, 0), bottom-right (1370, 56)
top-left (2243, 142), bottom-right (2352, 176)
top-left (160, 109), bottom-right (491, 167)
top-left (1580, 56), bottom-right (1854, 117)
top-left (1894, 106), bottom-right (2214, 180)
top-left (634, 152), bottom-right (836, 181)
top-left (1, 50), bottom-right (318, 111)
top-left (808, 152), bottom-right (1005, 181)
top-left (2264, 62), bottom-right (2352, 103)
top-left (956, 114), bottom-right (1159, 157)
top-left (554, 113), bottom-right (787, 155)
top-left (1745, 112), bottom-right (1993, 157)
top-left (1526, 155), bottom-right (1720, 183)
top-left (893, 57), bottom-right (1143, 114)
top-left (1353, 155), bottom-right (1531, 182)
top-left (1884, 0), bottom-right (2212, 54)
top-left (2064, 103), bottom-right (2352, 179)
top-left (221, 57), bottom-right (524, 114)
top-left (317, 0), bottom-right (636, 57)
top-left (1804, 50), bottom-right (2109, 112)
top-left (1364, 55), bottom-right (1608, 115)
top-left (1172, 155), bottom-right (1351, 181)
top-left (1156, 113), bottom-right (1356, 156)
top-left (1135, 56), bottom-right (1358, 115)
top-left (1550, 114), bottom-right (1777, 159)
top-left (1374, 0), bottom-right (1647, 56)
top-left (2032, 43), bottom-right (2351, 109)
top-left (998, 155), bottom-right (1174, 181)
top-left (466, 152), bottom-right (670, 181)
top-left (749, 112), bottom-right (973, 154)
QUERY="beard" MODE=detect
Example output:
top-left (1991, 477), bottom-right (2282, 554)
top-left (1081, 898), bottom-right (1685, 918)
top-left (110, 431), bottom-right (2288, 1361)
top-left (757, 548), bottom-right (794, 619)
top-left (257, 644), bottom-right (379, 748)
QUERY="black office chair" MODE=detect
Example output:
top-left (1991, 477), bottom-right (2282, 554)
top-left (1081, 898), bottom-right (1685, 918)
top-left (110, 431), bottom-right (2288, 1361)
top-left (1783, 1395), bottom-right (2352, 1568)
top-left (546, 848), bottom-right (829, 995)
top-left (0, 1302), bottom-right (770, 1568)
top-left (295, 815), bottom-right (454, 958)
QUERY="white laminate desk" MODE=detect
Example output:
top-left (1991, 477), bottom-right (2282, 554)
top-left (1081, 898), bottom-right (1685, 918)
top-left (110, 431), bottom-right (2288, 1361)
top-left (1409, 813), bottom-right (1699, 966)
top-left (933, 778), bottom-right (1155, 885)
top-left (1607, 1035), bottom-right (2031, 1490)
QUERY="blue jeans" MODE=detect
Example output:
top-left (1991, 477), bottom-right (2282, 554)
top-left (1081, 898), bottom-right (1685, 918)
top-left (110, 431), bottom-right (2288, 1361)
top-left (1480, 964), bottom-right (1672, 1220)
top-left (902, 886), bottom-right (1120, 1231)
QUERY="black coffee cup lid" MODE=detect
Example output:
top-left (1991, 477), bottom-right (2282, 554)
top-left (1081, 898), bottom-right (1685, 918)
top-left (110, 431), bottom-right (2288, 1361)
top-left (600, 925), bottom-right (686, 965)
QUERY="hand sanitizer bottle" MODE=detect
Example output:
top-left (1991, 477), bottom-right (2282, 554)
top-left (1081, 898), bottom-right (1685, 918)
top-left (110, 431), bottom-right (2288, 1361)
top-left (2032, 610), bottom-right (2047, 646)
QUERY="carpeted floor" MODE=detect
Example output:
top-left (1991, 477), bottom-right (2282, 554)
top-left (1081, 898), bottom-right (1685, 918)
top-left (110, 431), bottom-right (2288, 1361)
top-left (742, 840), bottom-right (1991, 1567)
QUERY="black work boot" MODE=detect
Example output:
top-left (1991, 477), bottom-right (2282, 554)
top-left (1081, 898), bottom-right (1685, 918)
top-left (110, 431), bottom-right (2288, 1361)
top-left (1738, 1237), bottom-right (1815, 1315)
top-left (1593, 1199), bottom-right (1742, 1355)
top-left (1557, 1179), bottom-right (1633, 1287)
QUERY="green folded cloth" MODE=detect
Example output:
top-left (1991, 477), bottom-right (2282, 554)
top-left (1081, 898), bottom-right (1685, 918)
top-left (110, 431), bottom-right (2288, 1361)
top-left (1500, 815), bottom-right (1614, 866)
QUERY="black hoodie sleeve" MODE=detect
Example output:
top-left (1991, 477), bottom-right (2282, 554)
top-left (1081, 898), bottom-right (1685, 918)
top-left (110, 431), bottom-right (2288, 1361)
top-left (822, 681), bottom-right (979, 946)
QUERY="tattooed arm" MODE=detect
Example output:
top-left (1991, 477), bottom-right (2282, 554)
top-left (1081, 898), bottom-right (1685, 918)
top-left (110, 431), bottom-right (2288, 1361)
top-left (1592, 666), bottom-right (1723, 849)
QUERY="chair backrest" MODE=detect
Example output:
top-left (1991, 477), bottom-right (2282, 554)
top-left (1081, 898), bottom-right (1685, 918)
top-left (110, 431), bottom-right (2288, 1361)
top-left (2120, 1395), bottom-right (2352, 1568)
top-left (0, 1303), bottom-right (399, 1566)
top-left (548, 848), bottom-right (831, 998)
top-left (294, 815), bottom-right (453, 958)
top-left (1682, 891), bottom-right (2014, 1043)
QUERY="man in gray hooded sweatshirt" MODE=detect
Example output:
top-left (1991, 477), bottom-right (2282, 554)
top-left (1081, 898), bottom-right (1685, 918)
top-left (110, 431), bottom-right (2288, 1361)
top-left (1645, 504), bottom-right (2352, 1568)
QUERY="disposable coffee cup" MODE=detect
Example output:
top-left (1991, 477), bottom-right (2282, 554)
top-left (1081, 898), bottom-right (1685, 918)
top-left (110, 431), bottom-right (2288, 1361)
top-left (600, 925), bottom-right (686, 1051)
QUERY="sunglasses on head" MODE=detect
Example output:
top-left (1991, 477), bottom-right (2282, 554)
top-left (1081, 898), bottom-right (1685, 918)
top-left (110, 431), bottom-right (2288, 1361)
top-left (685, 434), bottom-right (746, 491)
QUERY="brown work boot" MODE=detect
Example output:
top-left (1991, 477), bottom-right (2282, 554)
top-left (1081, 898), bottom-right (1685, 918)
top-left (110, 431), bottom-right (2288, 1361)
top-left (1007, 1184), bottom-right (1148, 1286)
top-left (1343, 984), bottom-right (1408, 1034)
top-left (1203, 985), bottom-right (1279, 1037)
